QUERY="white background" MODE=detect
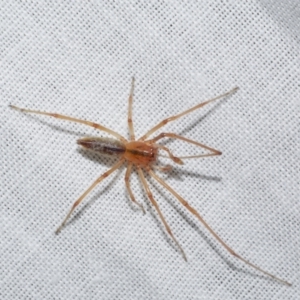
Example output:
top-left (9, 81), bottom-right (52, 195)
top-left (1, 1), bottom-right (299, 299)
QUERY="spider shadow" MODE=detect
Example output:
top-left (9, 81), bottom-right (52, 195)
top-left (162, 165), bottom-right (222, 183)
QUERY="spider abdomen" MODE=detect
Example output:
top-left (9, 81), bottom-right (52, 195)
top-left (77, 137), bottom-right (126, 156)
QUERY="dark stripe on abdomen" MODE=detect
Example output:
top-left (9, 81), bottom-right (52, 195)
top-left (77, 137), bottom-right (126, 156)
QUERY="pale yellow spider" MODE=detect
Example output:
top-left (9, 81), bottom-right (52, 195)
top-left (10, 78), bottom-right (291, 286)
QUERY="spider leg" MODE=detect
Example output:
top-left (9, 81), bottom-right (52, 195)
top-left (9, 105), bottom-right (127, 142)
top-left (139, 87), bottom-right (238, 141)
top-left (127, 77), bottom-right (135, 141)
top-left (148, 132), bottom-right (221, 159)
top-left (125, 162), bottom-right (145, 213)
top-left (137, 166), bottom-right (187, 261)
top-left (147, 168), bottom-right (291, 286)
top-left (55, 159), bottom-right (125, 234)
top-left (152, 164), bottom-right (173, 172)
top-left (156, 144), bottom-right (183, 164)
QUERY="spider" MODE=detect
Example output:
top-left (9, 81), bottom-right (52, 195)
top-left (10, 78), bottom-right (290, 286)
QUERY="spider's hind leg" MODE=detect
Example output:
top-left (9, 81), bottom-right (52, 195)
top-left (125, 162), bottom-right (145, 214)
top-left (137, 166), bottom-right (187, 261)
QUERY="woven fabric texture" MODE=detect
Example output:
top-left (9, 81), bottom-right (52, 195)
top-left (1, 1), bottom-right (299, 299)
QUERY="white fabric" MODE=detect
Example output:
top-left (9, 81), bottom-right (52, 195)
top-left (0, 1), bottom-right (299, 299)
